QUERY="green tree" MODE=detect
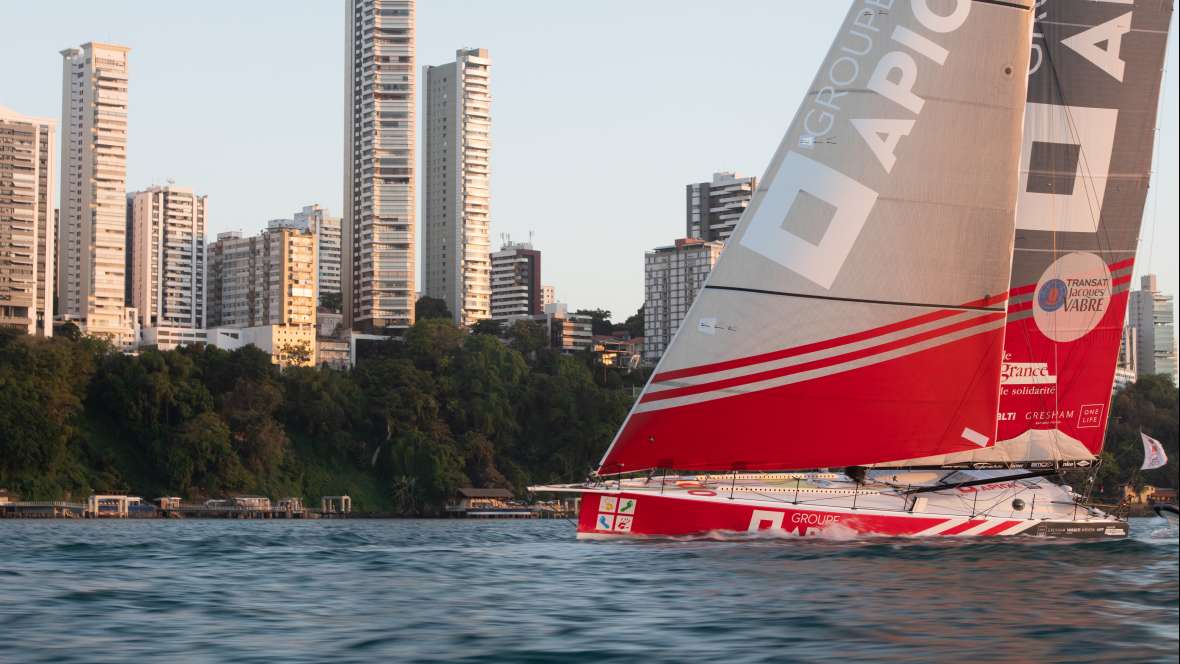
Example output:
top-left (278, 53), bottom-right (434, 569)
top-left (574, 308), bottom-right (613, 335)
top-left (507, 319), bottom-right (548, 356)
top-left (470, 318), bottom-right (503, 336)
top-left (624, 305), bottom-right (644, 339)
top-left (415, 296), bottom-right (452, 321)
top-left (319, 291), bottom-right (343, 312)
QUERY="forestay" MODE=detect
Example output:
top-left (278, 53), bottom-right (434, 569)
top-left (598, 0), bottom-right (1035, 475)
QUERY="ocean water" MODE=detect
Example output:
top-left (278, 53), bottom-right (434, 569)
top-left (0, 519), bottom-right (1175, 663)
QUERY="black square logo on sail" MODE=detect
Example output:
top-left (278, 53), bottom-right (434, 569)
top-left (1027, 141), bottom-right (1081, 195)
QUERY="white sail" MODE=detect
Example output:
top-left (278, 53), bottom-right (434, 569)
top-left (599, 0), bottom-right (1035, 474)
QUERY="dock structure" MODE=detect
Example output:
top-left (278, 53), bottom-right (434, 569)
top-left (447, 488), bottom-right (537, 518)
top-left (0, 501), bottom-right (86, 518)
top-left (321, 495), bottom-right (352, 517)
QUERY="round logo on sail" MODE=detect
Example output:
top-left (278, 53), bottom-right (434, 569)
top-left (1032, 252), bottom-right (1111, 343)
top-left (1037, 279), bottom-right (1068, 312)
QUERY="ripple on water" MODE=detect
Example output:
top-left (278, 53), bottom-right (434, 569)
top-left (0, 518), bottom-right (1175, 663)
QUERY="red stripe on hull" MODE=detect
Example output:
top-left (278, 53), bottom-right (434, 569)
top-left (578, 492), bottom-right (951, 538)
top-left (940, 519), bottom-right (987, 535)
top-left (602, 328), bottom-right (1004, 473)
top-left (978, 520), bottom-right (1021, 536)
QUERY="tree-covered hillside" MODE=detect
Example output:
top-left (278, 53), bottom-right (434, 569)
top-left (0, 320), bottom-right (635, 513)
top-left (1, 323), bottom-right (1175, 512)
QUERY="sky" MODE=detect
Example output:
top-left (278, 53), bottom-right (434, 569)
top-left (1, 1), bottom-right (1177, 323)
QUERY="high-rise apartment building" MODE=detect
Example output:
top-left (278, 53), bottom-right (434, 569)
top-left (686, 171), bottom-right (757, 243)
top-left (1128, 274), bottom-right (1178, 383)
top-left (0, 107), bottom-right (56, 336)
top-left (490, 240), bottom-right (540, 321)
top-left (344, 0), bottom-right (417, 334)
top-left (207, 227), bottom-right (316, 329)
top-left (541, 285), bottom-right (555, 308)
top-left (128, 185), bottom-right (207, 330)
top-left (293, 205), bottom-right (342, 300)
top-left (269, 205), bottom-right (342, 304)
top-left (422, 48), bottom-right (492, 327)
top-left (58, 42), bottom-right (135, 346)
top-left (643, 238), bottom-right (724, 364)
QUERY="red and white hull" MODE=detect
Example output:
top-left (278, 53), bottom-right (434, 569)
top-left (533, 472), bottom-right (1128, 540)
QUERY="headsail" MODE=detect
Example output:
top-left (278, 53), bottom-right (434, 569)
top-left (598, 0), bottom-right (1035, 475)
top-left (900, 0), bottom-right (1175, 468)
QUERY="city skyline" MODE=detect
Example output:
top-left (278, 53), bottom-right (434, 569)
top-left (1, 1), bottom-right (1177, 322)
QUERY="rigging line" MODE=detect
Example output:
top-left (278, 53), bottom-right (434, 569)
top-left (1040, 20), bottom-right (1116, 262)
top-left (1145, 28), bottom-right (1172, 273)
top-left (703, 285), bottom-right (1006, 312)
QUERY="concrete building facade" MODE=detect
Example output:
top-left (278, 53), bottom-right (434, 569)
top-left (58, 42), bottom-right (135, 347)
top-left (422, 48), bottom-right (492, 327)
top-left (0, 107), bottom-right (56, 336)
top-left (490, 240), bottom-right (540, 322)
top-left (207, 227), bottom-right (316, 329)
top-left (1128, 274), bottom-right (1178, 383)
top-left (293, 204), bottom-right (342, 300)
top-left (686, 171), bottom-right (756, 243)
top-left (344, 0), bottom-right (417, 334)
top-left (128, 185), bottom-right (206, 330)
top-left (643, 238), bottom-right (724, 364)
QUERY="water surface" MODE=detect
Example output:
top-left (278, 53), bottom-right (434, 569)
top-left (0, 518), bottom-right (1175, 663)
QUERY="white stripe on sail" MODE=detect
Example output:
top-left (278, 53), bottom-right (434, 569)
top-left (634, 316), bottom-right (1005, 413)
top-left (646, 308), bottom-right (992, 393)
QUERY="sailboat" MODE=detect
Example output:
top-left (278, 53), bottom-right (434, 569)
top-left (532, 0), bottom-right (1174, 539)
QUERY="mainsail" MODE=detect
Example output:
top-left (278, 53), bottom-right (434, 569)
top-left (899, 0), bottom-right (1175, 467)
top-left (598, 0), bottom-right (1035, 475)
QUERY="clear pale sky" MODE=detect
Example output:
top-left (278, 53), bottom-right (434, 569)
top-left (2, 1), bottom-right (1177, 322)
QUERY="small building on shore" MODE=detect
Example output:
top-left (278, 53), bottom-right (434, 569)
top-left (1123, 485), bottom-right (1178, 504)
top-left (447, 488), bottom-right (533, 518)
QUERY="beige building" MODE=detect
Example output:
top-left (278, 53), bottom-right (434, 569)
top-left (344, 0), bottom-right (417, 334)
top-left (207, 325), bottom-right (317, 367)
top-left (129, 185), bottom-right (207, 331)
top-left (0, 107), bottom-right (56, 336)
top-left (58, 42), bottom-right (135, 348)
top-left (422, 47), bottom-right (492, 327)
top-left (644, 238), bottom-right (724, 364)
top-left (207, 227), bottom-right (316, 329)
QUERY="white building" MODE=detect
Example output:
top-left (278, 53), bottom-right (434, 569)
top-left (507, 302), bottom-right (592, 353)
top-left (0, 106), bottom-right (55, 336)
top-left (422, 48), bottom-right (492, 327)
top-left (58, 42), bottom-right (136, 348)
top-left (686, 171), bottom-right (756, 243)
top-left (206, 325), bottom-right (317, 367)
top-left (278, 205), bottom-right (342, 302)
top-left (1114, 325), bottom-right (1137, 391)
top-left (1128, 274), bottom-right (1178, 383)
top-left (128, 185), bottom-right (206, 331)
top-left (490, 240), bottom-right (541, 321)
top-left (344, 0), bottom-right (417, 334)
top-left (541, 285), bottom-right (556, 308)
top-left (644, 238), bottom-right (724, 364)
